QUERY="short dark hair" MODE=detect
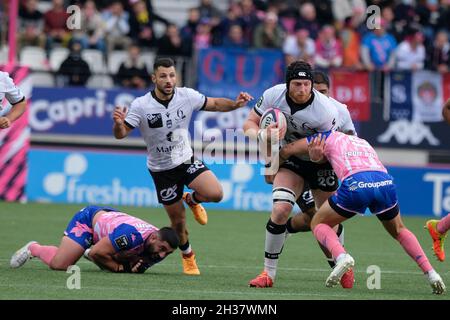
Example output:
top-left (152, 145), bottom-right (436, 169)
top-left (153, 57), bottom-right (175, 72)
top-left (312, 71), bottom-right (330, 88)
top-left (158, 227), bottom-right (180, 249)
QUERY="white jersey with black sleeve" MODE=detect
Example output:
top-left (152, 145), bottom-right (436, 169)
top-left (124, 87), bottom-right (207, 172)
top-left (254, 84), bottom-right (339, 141)
top-left (0, 71), bottom-right (26, 116)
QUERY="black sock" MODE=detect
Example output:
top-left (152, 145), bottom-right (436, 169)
top-left (285, 217), bottom-right (299, 234)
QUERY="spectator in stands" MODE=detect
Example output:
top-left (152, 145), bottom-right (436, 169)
top-left (332, 0), bottom-right (366, 27)
top-left (294, 2), bottom-right (320, 40)
top-left (314, 0), bottom-right (335, 26)
top-left (196, 0), bottom-right (222, 20)
top-left (115, 44), bottom-right (150, 89)
top-left (240, 0), bottom-right (261, 46)
top-left (395, 28), bottom-right (426, 71)
top-left (58, 40), bottom-right (91, 87)
top-left (194, 18), bottom-right (212, 51)
top-left (180, 8), bottom-right (201, 42)
top-left (282, 28), bottom-right (315, 66)
top-left (103, 0), bottom-right (131, 52)
top-left (44, 0), bottom-right (71, 52)
top-left (72, 1), bottom-right (106, 53)
top-left (426, 30), bottom-right (450, 73)
top-left (314, 25), bottom-right (343, 69)
top-left (128, 0), bottom-right (170, 48)
top-left (253, 12), bottom-right (285, 49)
top-left (223, 24), bottom-right (248, 49)
top-left (157, 24), bottom-right (189, 57)
top-left (18, 0), bottom-right (46, 50)
top-left (393, 0), bottom-right (418, 40)
top-left (361, 18), bottom-right (397, 71)
top-left (212, 2), bottom-right (244, 46)
top-left (340, 16), bottom-right (363, 70)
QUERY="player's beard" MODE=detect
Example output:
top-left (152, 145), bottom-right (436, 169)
top-left (157, 84), bottom-right (174, 97)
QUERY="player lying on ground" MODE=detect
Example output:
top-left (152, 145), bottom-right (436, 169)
top-left (284, 131), bottom-right (445, 294)
top-left (10, 206), bottom-right (179, 273)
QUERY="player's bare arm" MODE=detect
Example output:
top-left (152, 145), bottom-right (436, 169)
top-left (0, 99), bottom-right (26, 129)
top-left (113, 106), bottom-right (133, 139)
top-left (279, 138), bottom-right (309, 161)
top-left (204, 92), bottom-right (253, 112)
top-left (88, 237), bottom-right (128, 272)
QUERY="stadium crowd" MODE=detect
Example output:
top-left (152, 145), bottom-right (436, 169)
top-left (0, 0), bottom-right (449, 87)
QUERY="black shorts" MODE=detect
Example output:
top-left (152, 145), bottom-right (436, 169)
top-left (296, 182), bottom-right (315, 212)
top-left (149, 157), bottom-right (210, 205)
top-left (280, 156), bottom-right (338, 192)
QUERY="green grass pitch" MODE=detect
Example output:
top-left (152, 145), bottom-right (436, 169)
top-left (0, 202), bottom-right (449, 300)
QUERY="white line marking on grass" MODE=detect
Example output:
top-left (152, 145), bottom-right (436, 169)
top-left (0, 258), bottom-right (433, 275)
top-left (0, 283), bottom-right (349, 298)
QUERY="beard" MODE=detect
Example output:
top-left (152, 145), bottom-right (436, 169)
top-left (157, 84), bottom-right (174, 96)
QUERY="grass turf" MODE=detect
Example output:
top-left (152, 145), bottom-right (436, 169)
top-left (0, 202), bottom-right (449, 300)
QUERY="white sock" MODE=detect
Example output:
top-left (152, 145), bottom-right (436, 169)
top-left (264, 230), bottom-right (286, 280)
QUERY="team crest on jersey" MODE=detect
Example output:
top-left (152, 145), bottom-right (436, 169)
top-left (147, 113), bottom-right (163, 128)
top-left (176, 108), bottom-right (186, 121)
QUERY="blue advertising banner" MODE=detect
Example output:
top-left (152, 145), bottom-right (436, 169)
top-left (387, 71), bottom-right (413, 120)
top-left (197, 48), bottom-right (285, 100)
top-left (30, 87), bottom-right (147, 136)
top-left (27, 148), bottom-right (450, 217)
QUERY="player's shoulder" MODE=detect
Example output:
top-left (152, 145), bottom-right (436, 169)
top-left (130, 91), bottom-right (152, 108)
top-left (329, 97), bottom-right (350, 112)
top-left (0, 71), bottom-right (13, 85)
top-left (176, 86), bottom-right (202, 96)
top-left (264, 83), bottom-right (286, 96)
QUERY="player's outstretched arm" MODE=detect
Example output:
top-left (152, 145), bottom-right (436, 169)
top-left (0, 99), bottom-right (27, 129)
top-left (204, 92), bottom-right (253, 112)
top-left (113, 106), bottom-right (133, 139)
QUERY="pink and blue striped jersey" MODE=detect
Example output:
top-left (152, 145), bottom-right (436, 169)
top-left (93, 211), bottom-right (158, 255)
top-left (309, 131), bottom-right (387, 181)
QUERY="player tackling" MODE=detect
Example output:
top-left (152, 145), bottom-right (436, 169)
top-left (298, 131), bottom-right (445, 294)
top-left (0, 71), bottom-right (27, 129)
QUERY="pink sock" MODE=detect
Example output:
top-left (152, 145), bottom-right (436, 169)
top-left (29, 243), bottom-right (58, 266)
top-left (396, 228), bottom-right (432, 273)
top-left (313, 224), bottom-right (346, 260)
top-left (437, 214), bottom-right (450, 234)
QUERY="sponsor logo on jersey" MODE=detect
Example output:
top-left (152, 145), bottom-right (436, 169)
top-left (166, 119), bottom-right (173, 128)
top-left (146, 113), bottom-right (163, 128)
top-left (114, 235), bottom-right (129, 249)
top-left (160, 185), bottom-right (178, 202)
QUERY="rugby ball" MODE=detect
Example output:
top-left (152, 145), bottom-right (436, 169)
top-left (259, 108), bottom-right (287, 139)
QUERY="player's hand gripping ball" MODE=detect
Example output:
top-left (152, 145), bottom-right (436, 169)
top-left (259, 108), bottom-right (287, 141)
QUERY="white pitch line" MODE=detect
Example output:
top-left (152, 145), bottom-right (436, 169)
top-left (0, 282), bottom-right (350, 298)
top-left (1, 258), bottom-right (441, 276)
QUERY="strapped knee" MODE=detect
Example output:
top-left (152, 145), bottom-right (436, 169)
top-left (272, 187), bottom-right (296, 207)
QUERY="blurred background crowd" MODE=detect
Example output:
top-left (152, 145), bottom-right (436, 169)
top-left (0, 0), bottom-right (449, 88)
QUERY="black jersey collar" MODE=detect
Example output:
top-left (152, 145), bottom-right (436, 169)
top-left (285, 90), bottom-right (315, 114)
top-left (151, 89), bottom-right (175, 108)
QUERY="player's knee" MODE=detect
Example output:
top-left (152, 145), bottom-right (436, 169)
top-left (49, 259), bottom-right (70, 271)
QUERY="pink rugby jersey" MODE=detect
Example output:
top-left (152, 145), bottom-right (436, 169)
top-left (93, 211), bottom-right (158, 255)
top-left (318, 131), bottom-right (387, 181)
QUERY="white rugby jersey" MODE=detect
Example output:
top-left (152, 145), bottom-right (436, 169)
top-left (254, 84), bottom-right (339, 161)
top-left (125, 87), bottom-right (206, 172)
top-left (0, 71), bottom-right (25, 116)
top-left (329, 97), bottom-right (356, 135)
